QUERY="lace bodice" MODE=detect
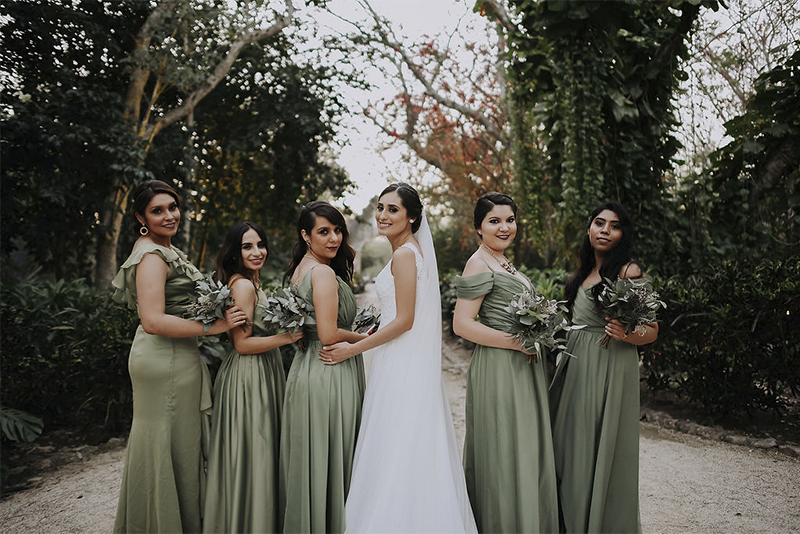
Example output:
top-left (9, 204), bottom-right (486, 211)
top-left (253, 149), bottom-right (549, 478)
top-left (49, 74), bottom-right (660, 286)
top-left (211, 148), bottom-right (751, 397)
top-left (374, 243), bottom-right (424, 326)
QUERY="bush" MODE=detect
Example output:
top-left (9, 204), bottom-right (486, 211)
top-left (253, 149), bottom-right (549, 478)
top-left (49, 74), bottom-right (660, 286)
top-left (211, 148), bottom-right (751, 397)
top-left (642, 256), bottom-right (800, 416)
top-left (0, 279), bottom-right (138, 432)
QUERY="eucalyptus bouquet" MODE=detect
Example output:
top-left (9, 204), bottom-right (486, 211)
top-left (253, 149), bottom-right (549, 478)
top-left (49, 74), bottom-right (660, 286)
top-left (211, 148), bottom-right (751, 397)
top-left (259, 286), bottom-right (316, 334)
top-left (596, 277), bottom-right (666, 349)
top-left (505, 288), bottom-right (583, 363)
top-left (185, 276), bottom-right (234, 332)
top-left (352, 304), bottom-right (381, 334)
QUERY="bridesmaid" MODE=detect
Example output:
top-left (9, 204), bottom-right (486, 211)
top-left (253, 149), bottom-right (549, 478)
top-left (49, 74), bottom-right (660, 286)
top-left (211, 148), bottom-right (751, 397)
top-left (112, 180), bottom-right (246, 533)
top-left (549, 201), bottom-right (658, 533)
top-left (279, 201), bottom-right (367, 533)
top-left (452, 192), bottom-right (558, 533)
top-left (203, 222), bottom-right (303, 533)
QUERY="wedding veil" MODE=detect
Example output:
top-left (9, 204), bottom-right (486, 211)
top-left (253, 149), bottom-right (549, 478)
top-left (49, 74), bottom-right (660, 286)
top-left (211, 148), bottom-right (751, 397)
top-left (413, 212), bottom-right (443, 361)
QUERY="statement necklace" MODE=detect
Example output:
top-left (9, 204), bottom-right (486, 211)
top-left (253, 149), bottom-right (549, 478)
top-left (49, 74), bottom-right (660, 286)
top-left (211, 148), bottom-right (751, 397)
top-left (481, 243), bottom-right (517, 275)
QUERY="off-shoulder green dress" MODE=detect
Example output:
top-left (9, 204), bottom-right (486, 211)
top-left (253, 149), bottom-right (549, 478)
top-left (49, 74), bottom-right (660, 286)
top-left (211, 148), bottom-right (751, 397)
top-left (279, 268), bottom-right (365, 534)
top-left (549, 285), bottom-right (642, 533)
top-left (455, 271), bottom-right (559, 534)
top-left (111, 243), bottom-right (212, 534)
top-left (203, 285), bottom-right (286, 533)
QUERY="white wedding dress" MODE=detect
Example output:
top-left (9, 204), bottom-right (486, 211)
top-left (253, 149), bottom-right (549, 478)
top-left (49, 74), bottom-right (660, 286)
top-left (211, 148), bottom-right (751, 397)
top-left (345, 216), bottom-right (477, 533)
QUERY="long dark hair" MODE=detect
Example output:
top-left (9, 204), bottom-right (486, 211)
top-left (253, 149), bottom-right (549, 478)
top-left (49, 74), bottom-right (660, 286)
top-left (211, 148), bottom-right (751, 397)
top-left (213, 222), bottom-right (268, 285)
top-left (130, 179), bottom-right (181, 234)
top-left (284, 201), bottom-right (355, 285)
top-left (564, 201), bottom-right (639, 309)
top-left (380, 183), bottom-right (423, 233)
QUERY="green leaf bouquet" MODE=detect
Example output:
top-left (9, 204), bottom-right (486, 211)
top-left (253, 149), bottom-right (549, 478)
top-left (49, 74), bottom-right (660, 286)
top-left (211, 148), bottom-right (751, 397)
top-left (505, 288), bottom-right (583, 363)
top-left (596, 277), bottom-right (666, 349)
top-left (259, 285), bottom-right (316, 333)
top-left (185, 276), bottom-right (235, 332)
top-left (352, 304), bottom-right (381, 334)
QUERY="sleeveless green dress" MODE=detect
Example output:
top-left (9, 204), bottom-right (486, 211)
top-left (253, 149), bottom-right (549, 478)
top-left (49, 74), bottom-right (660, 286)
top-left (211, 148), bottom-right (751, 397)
top-left (111, 243), bottom-right (212, 534)
top-left (279, 268), bottom-right (366, 534)
top-left (455, 271), bottom-right (559, 534)
top-left (549, 285), bottom-right (642, 533)
top-left (203, 287), bottom-right (286, 533)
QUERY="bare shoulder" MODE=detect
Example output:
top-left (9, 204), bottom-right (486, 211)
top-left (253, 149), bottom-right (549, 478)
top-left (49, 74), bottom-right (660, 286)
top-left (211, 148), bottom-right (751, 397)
top-left (229, 276), bottom-right (256, 295)
top-left (619, 261), bottom-right (645, 280)
top-left (392, 245), bottom-right (416, 263)
top-left (461, 251), bottom-right (492, 277)
top-left (310, 263), bottom-right (337, 284)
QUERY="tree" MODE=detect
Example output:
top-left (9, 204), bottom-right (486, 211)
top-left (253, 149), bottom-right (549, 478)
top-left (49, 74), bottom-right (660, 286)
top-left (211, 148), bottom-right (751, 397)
top-left (1, 0), bottom-right (151, 283)
top-left (335, 1), bottom-right (518, 262)
top-left (676, 0), bottom-right (799, 161)
top-left (186, 39), bottom-right (353, 271)
top-left (498, 0), bottom-right (721, 270)
top-left (94, 0), bottom-right (302, 288)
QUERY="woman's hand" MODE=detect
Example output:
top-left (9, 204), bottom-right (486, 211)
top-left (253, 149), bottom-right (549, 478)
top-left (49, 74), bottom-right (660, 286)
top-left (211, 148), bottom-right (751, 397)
top-left (284, 330), bottom-right (304, 344)
top-left (319, 342), bottom-right (356, 365)
top-left (225, 306), bottom-right (248, 330)
top-left (604, 318), bottom-right (628, 342)
top-left (511, 337), bottom-right (539, 362)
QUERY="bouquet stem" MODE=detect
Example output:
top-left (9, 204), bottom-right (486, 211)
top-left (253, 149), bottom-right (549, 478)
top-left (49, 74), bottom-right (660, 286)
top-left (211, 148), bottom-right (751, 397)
top-left (599, 334), bottom-right (611, 349)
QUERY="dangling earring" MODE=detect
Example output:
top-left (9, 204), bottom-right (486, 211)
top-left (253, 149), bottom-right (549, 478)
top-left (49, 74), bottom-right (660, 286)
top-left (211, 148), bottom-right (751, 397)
top-left (305, 240), bottom-right (311, 247)
top-left (140, 225), bottom-right (149, 236)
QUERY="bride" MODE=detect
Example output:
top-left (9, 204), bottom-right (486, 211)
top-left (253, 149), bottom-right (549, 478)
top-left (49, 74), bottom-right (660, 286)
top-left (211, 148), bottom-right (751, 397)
top-left (319, 183), bottom-right (477, 533)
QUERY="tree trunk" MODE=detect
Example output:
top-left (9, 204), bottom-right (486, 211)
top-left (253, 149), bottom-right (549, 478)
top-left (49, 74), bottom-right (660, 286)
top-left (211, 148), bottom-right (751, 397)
top-left (95, 184), bottom-right (132, 288)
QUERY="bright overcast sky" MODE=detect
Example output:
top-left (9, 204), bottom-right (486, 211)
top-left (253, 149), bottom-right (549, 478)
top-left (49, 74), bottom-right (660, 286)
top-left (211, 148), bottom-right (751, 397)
top-left (317, 0), bottom-right (475, 213)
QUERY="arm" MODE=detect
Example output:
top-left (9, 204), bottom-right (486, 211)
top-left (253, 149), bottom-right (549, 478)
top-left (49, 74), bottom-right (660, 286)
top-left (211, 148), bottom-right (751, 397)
top-left (312, 266), bottom-right (368, 345)
top-left (320, 247), bottom-right (417, 363)
top-left (451, 256), bottom-right (532, 354)
top-left (228, 278), bottom-right (303, 355)
top-left (603, 262), bottom-right (659, 345)
top-left (136, 253), bottom-right (246, 337)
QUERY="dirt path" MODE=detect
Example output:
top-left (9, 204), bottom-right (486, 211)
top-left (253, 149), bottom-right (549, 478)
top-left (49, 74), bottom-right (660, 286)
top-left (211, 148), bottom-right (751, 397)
top-left (2, 287), bottom-right (798, 533)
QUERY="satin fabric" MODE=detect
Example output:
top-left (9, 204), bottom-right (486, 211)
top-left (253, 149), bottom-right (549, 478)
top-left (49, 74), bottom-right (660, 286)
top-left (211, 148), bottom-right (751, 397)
top-left (279, 268), bottom-right (365, 534)
top-left (203, 288), bottom-right (286, 533)
top-left (549, 286), bottom-right (642, 533)
top-left (111, 244), bottom-right (212, 534)
top-left (455, 271), bottom-right (559, 534)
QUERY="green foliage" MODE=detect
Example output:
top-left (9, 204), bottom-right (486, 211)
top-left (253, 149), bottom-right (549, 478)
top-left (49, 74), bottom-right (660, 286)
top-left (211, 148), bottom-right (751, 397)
top-left (505, 288), bottom-right (572, 356)
top-left (504, 0), bottom-right (719, 268)
top-left (0, 279), bottom-right (138, 430)
top-left (517, 266), bottom-right (569, 301)
top-left (188, 39), bottom-right (354, 270)
top-left (0, 407), bottom-right (44, 443)
top-left (642, 257), bottom-right (800, 415)
top-left (184, 276), bottom-right (235, 332)
top-left (0, 0), bottom-right (153, 283)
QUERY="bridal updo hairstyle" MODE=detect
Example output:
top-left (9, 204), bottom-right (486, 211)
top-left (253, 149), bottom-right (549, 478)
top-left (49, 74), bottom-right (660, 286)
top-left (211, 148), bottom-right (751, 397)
top-left (380, 183), bottom-right (423, 233)
top-left (473, 192), bottom-right (518, 233)
top-left (564, 201), bottom-right (638, 310)
top-left (130, 179), bottom-right (181, 234)
top-left (213, 222), bottom-right (269, 284)
top-left (285, 201), bottom-right (356, 285)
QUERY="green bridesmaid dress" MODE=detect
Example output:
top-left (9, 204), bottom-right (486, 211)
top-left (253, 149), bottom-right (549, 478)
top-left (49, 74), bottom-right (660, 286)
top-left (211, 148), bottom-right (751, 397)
top-left (549, 285), bottom-right (642, 533)
top-left (455, 271), bottom-right (559, 534)
top-left (111, 243), bottom-right (212, 534)
top-left (279, 268), bottom-right (365, 534)
top-left (203, 286), bottom-right (286, 533)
